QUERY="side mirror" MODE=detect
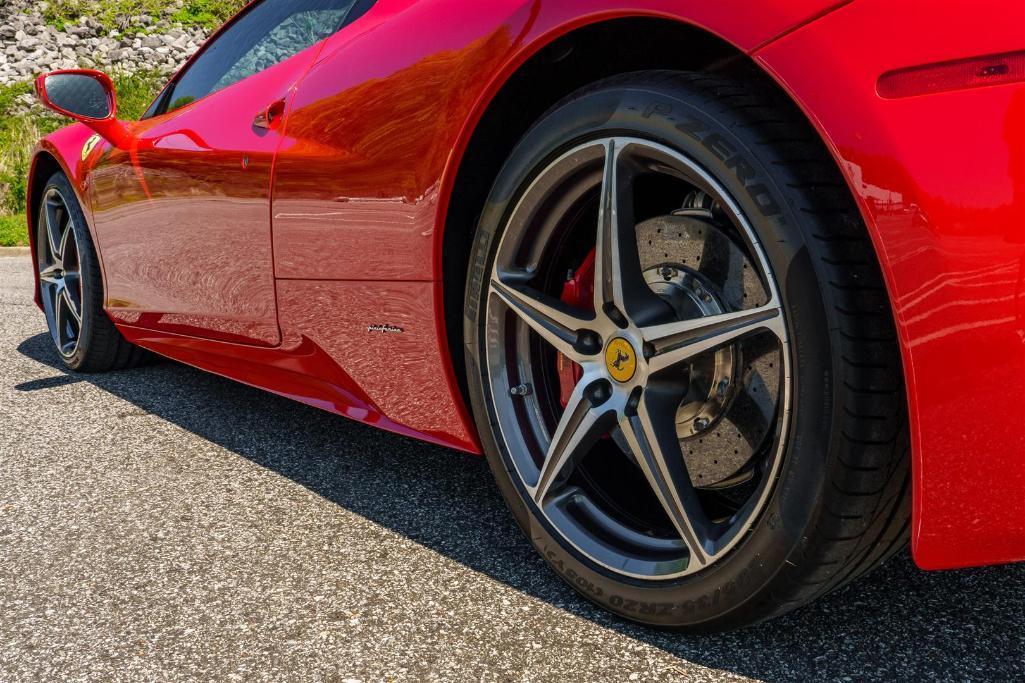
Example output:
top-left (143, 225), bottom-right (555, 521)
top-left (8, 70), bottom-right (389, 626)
top-left (35, 70), bottom-right (130, 148)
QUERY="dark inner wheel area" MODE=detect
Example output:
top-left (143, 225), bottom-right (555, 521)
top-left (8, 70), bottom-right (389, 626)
top-left (487, 138), bottom-right (790, 579)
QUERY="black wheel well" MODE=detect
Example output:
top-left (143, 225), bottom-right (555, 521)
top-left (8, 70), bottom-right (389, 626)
top-left (28, 150), bottom-right (62, 238)
top-left (27, 152), bottom-right (63, 301)
top-left (441, 16), bottom-right (822, 406)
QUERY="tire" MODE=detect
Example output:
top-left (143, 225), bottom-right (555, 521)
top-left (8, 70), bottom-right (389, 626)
top-left (462, 71), bottom-right (909, 631)
top-left (35, 171), bottom-right (149, 372)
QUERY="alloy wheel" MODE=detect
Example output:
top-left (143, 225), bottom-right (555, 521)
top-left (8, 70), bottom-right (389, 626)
top-left (37, 187), bottom-right (84, 358)
top-left (485, 137), bottom-right (792, 580)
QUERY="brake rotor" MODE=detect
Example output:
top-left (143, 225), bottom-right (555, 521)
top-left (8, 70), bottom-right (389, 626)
top-left (635, 213), bottom-right (781, 489)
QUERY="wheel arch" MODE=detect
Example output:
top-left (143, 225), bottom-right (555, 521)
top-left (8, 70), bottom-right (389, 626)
top-left (435, 14), bottom-right (878, 415)
top-left (27, 149), bottom-right (65, 310)
top-left (27, 125), bottom-right (104, 311)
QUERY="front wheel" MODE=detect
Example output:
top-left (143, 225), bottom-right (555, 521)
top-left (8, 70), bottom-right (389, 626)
top-left (463, 72), bottom-right (909, 630)
top-left (35, 171), bottom-right (149, 372)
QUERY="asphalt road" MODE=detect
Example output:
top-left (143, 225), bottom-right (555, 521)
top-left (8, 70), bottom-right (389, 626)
top-left (1, 252), bottom-right (1023, 682)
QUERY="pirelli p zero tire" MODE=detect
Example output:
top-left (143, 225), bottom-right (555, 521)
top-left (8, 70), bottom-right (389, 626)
top-left (462, 71), bottom-right (909, 630)
top-left (35, 171), bottom-right (149, 373)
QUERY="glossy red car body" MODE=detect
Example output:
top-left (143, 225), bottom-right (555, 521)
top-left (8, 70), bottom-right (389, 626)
top-left (27, 0), bottom-right (1025, 572)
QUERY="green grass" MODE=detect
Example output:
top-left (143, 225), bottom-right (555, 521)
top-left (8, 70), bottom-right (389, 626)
top-left (112, 69), bottom-right (166, 119)
top-left (0, 110), bottom-right (59, 219)
top-left (172, 0), bottom-right (246, 30)
top-left (0, 214), bottom-right (28, 248)
top-left (0, 82), bottom-right (33, 114)
top-left (44, 0), bottom-right (245, 32)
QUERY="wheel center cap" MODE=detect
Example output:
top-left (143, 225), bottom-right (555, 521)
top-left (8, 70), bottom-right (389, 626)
top-left (605, 337), bottom-right (637, 383)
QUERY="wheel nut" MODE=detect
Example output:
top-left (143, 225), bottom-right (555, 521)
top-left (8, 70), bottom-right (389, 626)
top-left (692, 282), bottom-right (713, 303)
top-left (510, 384), bottom-right (532, 397)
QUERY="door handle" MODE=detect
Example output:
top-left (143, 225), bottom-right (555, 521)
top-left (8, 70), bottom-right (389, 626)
top-left (253, 99), bottom-right (286, 130)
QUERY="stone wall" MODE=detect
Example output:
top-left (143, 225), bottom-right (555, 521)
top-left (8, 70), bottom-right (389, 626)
top-left (0, 0), bottom-right (212, 91)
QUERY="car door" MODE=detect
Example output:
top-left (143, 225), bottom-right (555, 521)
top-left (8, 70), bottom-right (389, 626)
top-left (89, 0), bottom-right (366, 347)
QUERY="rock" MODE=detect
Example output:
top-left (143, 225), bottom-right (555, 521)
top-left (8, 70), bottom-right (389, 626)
top-left (0, 0), bottom-right (215, 88)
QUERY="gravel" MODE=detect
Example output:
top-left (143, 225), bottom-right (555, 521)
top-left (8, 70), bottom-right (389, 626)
top-left (1, 254), bottom-right (1023, 681)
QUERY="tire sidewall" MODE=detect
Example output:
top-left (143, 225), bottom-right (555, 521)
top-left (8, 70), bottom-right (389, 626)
top-left (463, 77), bottom-right (837, 629)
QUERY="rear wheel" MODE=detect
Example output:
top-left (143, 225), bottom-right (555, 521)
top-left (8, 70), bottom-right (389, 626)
top-left (35, 171), bottom-right (148, 372)
top-left (463, 71), bottom-right (909, 630)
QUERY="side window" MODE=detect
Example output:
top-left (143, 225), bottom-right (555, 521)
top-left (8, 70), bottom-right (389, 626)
top-left (162, 0), bottom-right (358, 114)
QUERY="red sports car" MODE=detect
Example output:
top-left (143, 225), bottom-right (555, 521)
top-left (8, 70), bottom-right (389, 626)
top-left (26, 0), bottom-right (1025, 630)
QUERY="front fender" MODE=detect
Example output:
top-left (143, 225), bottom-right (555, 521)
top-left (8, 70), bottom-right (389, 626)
top-left (28, 123), bottom-right (109, 310)
top-left (756, 0), bottom-right (1025, 569)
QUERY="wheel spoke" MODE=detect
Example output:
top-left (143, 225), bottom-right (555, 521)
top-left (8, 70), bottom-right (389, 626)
top-left (57, 220), bottom-right (74, 265)
top-left (60, 286), bottom-right (82, 326)
top-left (644, 302), bottom-right (785, 374)
top-left (39, 264), bottom-right (62, 285)
top-left (594, 140), bottom-right (672, 327)
top-left (41, 279), bottom-right (61, 351)
top-left (64, 270), bottom-right (82, 302)
top-left (491, 277), bottom-right (594, 360)
top-left (54, 287), bottom-right (70, 352)
top-left (43, 196), bottom-right (65, 262)
top-left (531, 378), bottom-right (610, 505)
top-left (619, 390), bottom-right (711, 566)
top-left (60, 224), bottom-right (79, 271)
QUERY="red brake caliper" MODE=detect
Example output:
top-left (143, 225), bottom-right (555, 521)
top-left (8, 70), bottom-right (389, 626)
top-left (557, 249), bottom-right (596, 407)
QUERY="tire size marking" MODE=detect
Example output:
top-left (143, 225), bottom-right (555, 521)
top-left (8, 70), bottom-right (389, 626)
top-left (540, 541), bottom-right (758, 619)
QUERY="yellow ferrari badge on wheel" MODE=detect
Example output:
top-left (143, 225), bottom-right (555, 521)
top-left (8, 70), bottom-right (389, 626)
top-left (605, 337), bottom-right (637, 383)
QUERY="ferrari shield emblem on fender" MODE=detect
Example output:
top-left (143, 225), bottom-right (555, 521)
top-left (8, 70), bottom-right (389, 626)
top-left (81, 134), bottom-right (101, 162)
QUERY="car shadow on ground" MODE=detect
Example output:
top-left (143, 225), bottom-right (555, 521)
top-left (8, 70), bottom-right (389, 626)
top-left (15, 332), bottom-right (1025, 680)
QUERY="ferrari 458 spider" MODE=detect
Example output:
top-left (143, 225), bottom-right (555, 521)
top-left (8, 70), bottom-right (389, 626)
top-left (25, 0), bottom-right (1025, 630)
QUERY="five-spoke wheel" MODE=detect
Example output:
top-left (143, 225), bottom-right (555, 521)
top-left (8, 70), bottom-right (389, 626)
top-left (486, 137), bottom-right (791, 579)
top-left (38, 187), bottom-right (84, 358)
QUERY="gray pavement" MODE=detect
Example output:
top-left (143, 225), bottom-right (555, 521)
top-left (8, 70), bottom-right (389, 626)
top-left (1, 253), bottom-right (1023, 682)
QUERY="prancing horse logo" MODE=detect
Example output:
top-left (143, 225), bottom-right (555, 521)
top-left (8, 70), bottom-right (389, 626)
top-left (605, 338), bottom-right (637, 383)
top-left (81, 134), bottom-right (102, 162)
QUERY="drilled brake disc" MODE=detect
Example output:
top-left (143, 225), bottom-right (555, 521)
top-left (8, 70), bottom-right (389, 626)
top-left (635, 213), bottom-right (781, 488)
